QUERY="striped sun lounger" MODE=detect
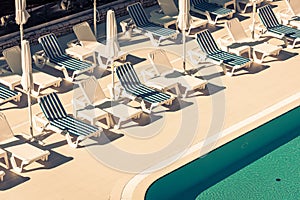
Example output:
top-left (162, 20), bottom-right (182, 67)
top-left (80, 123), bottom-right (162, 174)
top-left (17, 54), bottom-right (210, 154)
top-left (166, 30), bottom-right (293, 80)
top-left (127, 2), bottom-right (178, 47)
top-left (37, 92), bottom-right (101, 148)
top-left (38, 33), bottom-right (95, 82)
top-left (191, 0), bottom-right (235, 25)
top-left (0, 84), bottom-right (21, 105)
top-left (196, 29), bottom-right (252, 76)
top-left (258, 5), bottom-right (300, 49)
top-left (116, 63), bottom-right (174, 114)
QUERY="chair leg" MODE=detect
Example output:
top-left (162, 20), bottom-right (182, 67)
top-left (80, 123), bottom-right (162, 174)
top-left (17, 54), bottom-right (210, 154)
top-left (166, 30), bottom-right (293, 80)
top-left (65, 133), bottom-right (79, 148)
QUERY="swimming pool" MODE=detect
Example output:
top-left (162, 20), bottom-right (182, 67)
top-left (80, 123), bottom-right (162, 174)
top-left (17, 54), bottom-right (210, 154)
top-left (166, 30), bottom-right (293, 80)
top-left (146, 106), bottom-right (300, 200)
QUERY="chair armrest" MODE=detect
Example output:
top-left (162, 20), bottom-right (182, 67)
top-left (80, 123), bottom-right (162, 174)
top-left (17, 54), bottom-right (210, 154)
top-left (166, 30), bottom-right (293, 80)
top-left (33, 50), bottom-right (48, 68)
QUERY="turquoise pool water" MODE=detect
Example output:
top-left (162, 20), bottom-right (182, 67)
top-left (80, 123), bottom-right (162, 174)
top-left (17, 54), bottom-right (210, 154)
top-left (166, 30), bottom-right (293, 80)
top-left (146, 106), bottom-right (300, 200)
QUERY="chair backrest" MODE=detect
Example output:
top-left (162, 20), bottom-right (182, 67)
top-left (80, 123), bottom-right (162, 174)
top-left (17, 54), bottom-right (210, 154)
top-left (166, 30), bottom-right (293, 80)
top-left (78, 76), bottom-right (106, 105)
top-left (73, 22), bottom-right (97, 47)
top-left (191, 0), bottom-right (206, 6)
top-left (196, 29), bottom-right (220, 55)
top-left (289, 0), bottom-right (300, 16)
top-left (39, 92), bottom-right (68, 121)
top-left (225, 18), bottom-right (248, 42)
top-left (127, 2), bottom-right (150, 27)
top-left (2, 46), bottom-right (23, 75)
top-left (38, 33), bottom-right (64, 59)
top-left (157, 0), bottom-right (179, 16)
top-left (148, 49), bottom-right (174, 75)
top-left (0, 112), bottom-right (14, 142)
top-left (257, 5), bottom-right (280, 28)
top-left (116, 63), bottom-right (142, 92)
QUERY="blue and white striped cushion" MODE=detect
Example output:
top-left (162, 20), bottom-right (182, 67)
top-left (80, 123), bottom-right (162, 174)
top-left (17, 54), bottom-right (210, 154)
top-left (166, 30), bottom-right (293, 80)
top-left (191, 0), bottom-right (234, 16)
top-left (39, 92), bottom-right (68, 121)
top-left (196, 30), bottom-right (220, 55)
top-left (258, 5), bottom-right (300, 40)
top-left (50, 116), bottom-right (99, 137)
top-left (39, 34), bottom-right (93, 72)
top-left (127, 3), bottom-right (177, 37)
top-left (39, 92), bottom-right (98, 137)
top-left (0, 84), bottom-right (19, 102)
top-left (116, 63), bottom-right (171, 104)
top-left (39, 33), bottom-right (64, 60)
top-left (197, 30), bottom-right (251, 67)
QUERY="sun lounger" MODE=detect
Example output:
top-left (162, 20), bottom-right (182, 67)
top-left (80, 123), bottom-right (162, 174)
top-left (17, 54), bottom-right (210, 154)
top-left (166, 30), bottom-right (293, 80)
top-left (2, 46), bottom-right (61, 97)
top-left (236, 0), bottom-right (263, 13)
top-left (38, 33), bottom-right (95, 82)
top-left (193, 29), bottom-right (252, 76)
top-left (74, 76), bottom-right (142, 129)
top-left (116, 63), bottom-right (174, 114)
top-left (258, 5), bottom-right (300, 49)
top-left (0, 112), bottom-right (50, 173)
top-left (127, 2), bottom-right (178, 47)
top-left (35, 92), bottom-right (101, 148)
top-left (279, 0), bottom-right (300, 29)
top-left (190, 0), bottom-right (235, 25)
top-left (72, 22), bottom-right (127, 68)
top-left (152, 0), bottom-right (207, 34)
top-left (146, 49), bottom-right (207, 98)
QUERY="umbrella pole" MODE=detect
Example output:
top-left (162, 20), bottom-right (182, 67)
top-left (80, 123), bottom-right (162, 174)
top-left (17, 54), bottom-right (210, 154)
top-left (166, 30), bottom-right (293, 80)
top-left (20, 24), bottom-right (23, 42)
top-left (112, 64), bottom-right (115, 101)
top-left (251, 1), bottom-right (257, 39)
top-left (183, 30), bottom-right (186, 73)
top-left (94, 0), bottom-right (97, 38)
top-left (28, 90), bottom-right (34, 139)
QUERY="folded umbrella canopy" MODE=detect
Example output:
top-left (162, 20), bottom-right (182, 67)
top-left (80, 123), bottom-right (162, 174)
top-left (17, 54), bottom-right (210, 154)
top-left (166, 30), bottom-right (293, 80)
top-left (15, 0), bottom-right (30, 41)
top-left (21, 40), bottom-right (34, 138)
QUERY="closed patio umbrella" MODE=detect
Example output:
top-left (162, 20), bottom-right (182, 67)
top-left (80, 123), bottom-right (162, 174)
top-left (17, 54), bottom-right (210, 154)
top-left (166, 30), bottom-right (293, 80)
top-left (94, 0), bottom-right (97, 37)
top-left (15, 0), bottom-right (30, 42)
top-left (106, 10), bottom-right (120, 100)
top-left (177, 0), bottom-right (192, 72)
top-left (21, 40), bottom-right (34, 138)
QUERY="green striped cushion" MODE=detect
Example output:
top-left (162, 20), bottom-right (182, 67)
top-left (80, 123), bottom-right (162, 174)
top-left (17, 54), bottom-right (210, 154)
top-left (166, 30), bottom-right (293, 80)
top-left (0, 84), bottom-right (19, 102)
top-left (116, 63), bottom-right (171, 104)
top-left (192, 0), bottom-right (234, 16)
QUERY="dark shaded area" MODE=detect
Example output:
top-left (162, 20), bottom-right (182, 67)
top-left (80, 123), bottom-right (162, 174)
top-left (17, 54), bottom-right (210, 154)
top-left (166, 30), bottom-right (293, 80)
top-left (0, 0), bottom-right (117, 36)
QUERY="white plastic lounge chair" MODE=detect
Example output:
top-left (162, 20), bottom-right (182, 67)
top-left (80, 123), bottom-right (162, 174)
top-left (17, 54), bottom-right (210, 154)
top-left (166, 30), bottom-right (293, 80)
top-left (220, 18), bottom-right (253, 56)
top-left (146, 49), bottom-right (208, 98)
top-left (74, 76), bottom-right (143, 129)
top-left (0, 84), bottom-right (21, 106)
top-left (127, 2), bottom-right (178, 47)
top-left (258, 5), bottom-right (300, 48)
top-left (34, 92), bottom-right (101, 148)
top-left (2, 46), bottom-right (61, 97)
top-left (0, 112), bottom-right (50, 173)
top-left (153, 0), bottom-right (207, 34)
top-left (279, 0), bottom-right (300, 29)
top-left (236, 0), bottom-right (263, 13)
top-left (72, 22), bottom-right (127, 68)
top-left (37, 33), bottom-right (96, 82)
top-left (192, 29), bottom-right (252, 76)
top-left (190, 0), bottom-right (235, 25)
top-left (116, 63), bottom-right (174, 114)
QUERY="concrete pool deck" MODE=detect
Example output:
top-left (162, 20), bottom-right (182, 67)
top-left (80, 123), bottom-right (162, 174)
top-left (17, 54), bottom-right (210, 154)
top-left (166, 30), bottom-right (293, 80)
top-left (0, 1), bottom-right (300, 199)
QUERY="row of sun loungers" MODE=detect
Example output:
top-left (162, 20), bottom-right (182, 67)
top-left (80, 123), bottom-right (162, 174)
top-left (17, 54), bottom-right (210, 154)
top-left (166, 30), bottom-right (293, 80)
top-left (1, 0), bottom-right (299, 182)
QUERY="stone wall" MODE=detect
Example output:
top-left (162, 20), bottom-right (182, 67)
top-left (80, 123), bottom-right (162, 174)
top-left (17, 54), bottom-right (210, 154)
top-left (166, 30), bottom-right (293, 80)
top-left (0, 0), bottom-right (157, 55)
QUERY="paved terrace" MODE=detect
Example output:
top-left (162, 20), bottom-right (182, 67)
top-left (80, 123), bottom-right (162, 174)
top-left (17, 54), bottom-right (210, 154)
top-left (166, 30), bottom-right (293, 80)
top-left (0, 1), bottom-right (299, 199)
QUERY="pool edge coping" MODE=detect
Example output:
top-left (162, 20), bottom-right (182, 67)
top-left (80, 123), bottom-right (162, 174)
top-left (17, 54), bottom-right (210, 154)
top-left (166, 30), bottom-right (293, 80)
top-left (115, 92), bottom-right (300, 200)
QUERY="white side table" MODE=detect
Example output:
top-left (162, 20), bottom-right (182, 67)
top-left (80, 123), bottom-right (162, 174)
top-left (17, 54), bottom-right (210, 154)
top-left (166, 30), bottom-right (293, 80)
top-left (77, 108), bottom-right (110, 129)
top-left (252, 42), bottom-right (282, 63)
top-left (65, 45), bottom-right (96, 64)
